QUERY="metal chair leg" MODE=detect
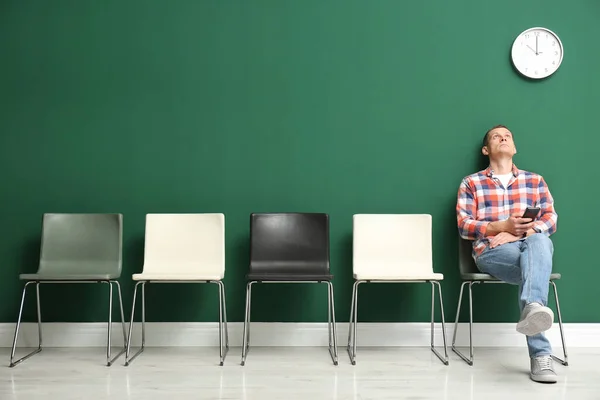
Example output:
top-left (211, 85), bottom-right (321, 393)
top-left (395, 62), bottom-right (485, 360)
top-left (328, 282), bottom-right (332, 348)
top-left (216, 281), bottom-right (223, 365)
top-left (347, 280), bottom-right (361, 365)
top-left (452, 281), bottom-right (476, 365)
top-left (125, 281), bottom-right (146, 366)
top-left (430, 281), bottom-right (449, 365)
top-left (550, 280), bottom-right (568, 366)
top-left (346, 280), bottom-right (356, 350)
top-left (468, 283), bottom-right (474, 361)
top-left (106, 281), bottom-right (114, 365)
top-left (105, 281), bottom-right (126, 366)
top-left (451, 282), bottom-right (465, 349)
top-left (215, 280), bottom-right (229, 366)
top-left (326, 281), bottom-right (338, 366)
top-left (10, 282), bottom-right (42, 367)
top-left (115, 281), bottom-right (128, 346)
top-left (452, 281), bottom-right (474, 365)
top-left (245, 282), bottom-right (253, 353)
top-left (241, 281), bottom-right (254, 366)
top-left (221, 282), bottom-right (229, 350)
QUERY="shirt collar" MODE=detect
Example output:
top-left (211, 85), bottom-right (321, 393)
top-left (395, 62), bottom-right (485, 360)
top-left (485, 164), bottom-right (520, 178)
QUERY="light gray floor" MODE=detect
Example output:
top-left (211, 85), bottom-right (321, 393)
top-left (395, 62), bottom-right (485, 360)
top-left (0, 347), bottom-right (595, 400)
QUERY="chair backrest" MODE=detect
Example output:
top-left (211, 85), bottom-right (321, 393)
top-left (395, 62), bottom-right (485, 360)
top-left (142, 213), bottom-right (225, 276)
top-left (38, 213), bottom-right (123, 276)
top-left (353, 214), bottom-right (433, 276)
top-left (249, 213), bottom-right (329, 275)
top-left (458, 237), bottom-right (479, 275)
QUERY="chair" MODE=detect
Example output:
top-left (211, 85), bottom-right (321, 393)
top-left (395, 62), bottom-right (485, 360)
top-left (125, 213), bottom-right (228, 366)
top-left (348, 214), bottom-right (449, 365)
top-left (241, 213), bottom-right (338, 366)
top-left (10, 213), bottom-right (126, 367)
top-left (451, 237), bottom-right (568, 366)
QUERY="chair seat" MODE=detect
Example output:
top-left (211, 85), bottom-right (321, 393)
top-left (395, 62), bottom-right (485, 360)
top-left (132, 273), bottom-right (224, 281)
top-left (461, 272), bottom-right (562, 281)
top-left (246, 273), bottom-right (333, 282)
top-left (353, 272), bottom-right (444, 281)
top-left (20, 273), bottom-right (118, 281)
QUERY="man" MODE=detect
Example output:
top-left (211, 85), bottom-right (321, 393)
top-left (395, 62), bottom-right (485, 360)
top-left (456, 125), bottom-right (559, 383)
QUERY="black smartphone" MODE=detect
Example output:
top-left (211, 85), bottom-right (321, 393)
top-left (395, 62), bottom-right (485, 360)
top-left (522, 207), bottom-right (540, 220)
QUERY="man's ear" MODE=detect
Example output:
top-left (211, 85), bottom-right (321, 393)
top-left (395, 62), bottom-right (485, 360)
top-left (482, 146), bottom-right (489, 156)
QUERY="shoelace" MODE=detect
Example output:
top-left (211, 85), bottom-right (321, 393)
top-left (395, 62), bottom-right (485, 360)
top-left (536, 357), bottom-right (554, 371)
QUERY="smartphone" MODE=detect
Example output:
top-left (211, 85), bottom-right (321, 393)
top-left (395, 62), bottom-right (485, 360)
top-left (522, 207), bottom-right (540, 220)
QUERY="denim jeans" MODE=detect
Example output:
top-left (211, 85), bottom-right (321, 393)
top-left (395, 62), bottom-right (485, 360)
top-left (475, 233), bottom-right (554, 357)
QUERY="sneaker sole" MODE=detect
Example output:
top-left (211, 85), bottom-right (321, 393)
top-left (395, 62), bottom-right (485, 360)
top-left (517, 308), bottom-right (554, 336)
top-left (530, 373), bottom-right (558, 383)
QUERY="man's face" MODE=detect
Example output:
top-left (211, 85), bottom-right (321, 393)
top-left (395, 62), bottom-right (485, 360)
top-left (482, 127), bottom-right (516, 158)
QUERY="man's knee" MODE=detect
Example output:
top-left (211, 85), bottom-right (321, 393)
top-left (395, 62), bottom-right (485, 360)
top-left (526, 233), bottom-right (553, 252)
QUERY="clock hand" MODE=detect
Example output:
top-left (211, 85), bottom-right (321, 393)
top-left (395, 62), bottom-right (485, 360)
top-left (526, 45), bottom-right (536, 53)
top-left (536, 36), bottom-right (538, 55)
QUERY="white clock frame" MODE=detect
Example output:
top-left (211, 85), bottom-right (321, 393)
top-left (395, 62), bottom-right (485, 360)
top-left (511, 27), bottom-right (564, 79)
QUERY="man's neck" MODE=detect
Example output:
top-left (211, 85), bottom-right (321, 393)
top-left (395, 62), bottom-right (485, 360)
top-left (489, 159), bottom-right (513, 175)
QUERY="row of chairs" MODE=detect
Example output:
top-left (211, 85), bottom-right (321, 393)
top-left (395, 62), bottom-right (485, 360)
top-left (9, 213), bottom-right (568, 368)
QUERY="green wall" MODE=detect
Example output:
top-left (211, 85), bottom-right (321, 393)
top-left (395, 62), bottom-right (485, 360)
top-left (1, 0), bottom-right (598, 324)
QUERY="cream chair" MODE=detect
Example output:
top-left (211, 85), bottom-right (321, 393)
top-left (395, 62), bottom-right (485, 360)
top-left (125, 213), bottom-right (228, 366)
top-left (348, 214), bottom-right (448, 365)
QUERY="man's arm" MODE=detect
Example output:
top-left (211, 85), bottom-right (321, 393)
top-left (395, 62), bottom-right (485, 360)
top-left (456, 178), bottom-right (492, 240)
top-left (530, 177), bottom-right (558, 236)
top-left (484, 220), bottom-right (507, 236)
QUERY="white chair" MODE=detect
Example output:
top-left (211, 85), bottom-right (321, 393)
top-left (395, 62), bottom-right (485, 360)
top-left (348, 214), bottom-right (449, 365)
top-left (125, 213), bottom-right (228, 366)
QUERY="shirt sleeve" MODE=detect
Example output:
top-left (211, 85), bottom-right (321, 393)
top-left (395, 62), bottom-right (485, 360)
top-left (534, 177), bottom-right (558, 236)
top-left (456, 178), bottom-right (489, 240)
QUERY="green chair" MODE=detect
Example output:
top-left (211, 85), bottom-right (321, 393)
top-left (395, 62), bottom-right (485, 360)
top-left (452, 237), bottom-right (568, 366)
top-left (9, 213), bottom-right (127, 367)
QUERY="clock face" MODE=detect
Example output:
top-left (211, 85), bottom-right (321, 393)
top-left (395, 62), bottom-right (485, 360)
top-left (511, 27), bottom-right (564, 79)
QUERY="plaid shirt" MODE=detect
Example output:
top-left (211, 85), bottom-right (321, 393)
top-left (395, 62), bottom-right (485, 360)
top-left (456, 164), bottom-right (558, 257)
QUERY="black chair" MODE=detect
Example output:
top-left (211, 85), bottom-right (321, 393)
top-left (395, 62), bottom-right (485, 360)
top-left (452, 237), bottom-right (568, 366)
top-left (240, 213), bottom-right (338, 366)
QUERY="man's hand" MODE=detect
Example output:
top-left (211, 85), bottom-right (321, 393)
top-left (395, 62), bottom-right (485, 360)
top-left (501, 215), bottom-right (535, 236)
top-left (489, 232), bottom-right (521, 248)
top-left (486, 215), bottom-right (535, 237)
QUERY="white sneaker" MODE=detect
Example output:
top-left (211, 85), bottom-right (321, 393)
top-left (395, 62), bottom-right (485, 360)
top-left (530, 355), bottom-right (557, 383)
top-left (517, 303), bottom-right (554, 336)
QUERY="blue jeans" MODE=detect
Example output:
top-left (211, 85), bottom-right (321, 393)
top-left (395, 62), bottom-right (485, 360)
top-left (475, 233), bottom-right (554, 358)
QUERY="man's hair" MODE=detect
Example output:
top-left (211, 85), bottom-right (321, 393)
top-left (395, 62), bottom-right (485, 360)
top-left (482, 124), bottom-right (510, 147)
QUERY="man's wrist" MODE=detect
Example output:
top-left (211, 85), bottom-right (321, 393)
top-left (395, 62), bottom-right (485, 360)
top-left (487, 220), bottom-right (505, 236)
top-left (524, 228), bottom-right (536, 238)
